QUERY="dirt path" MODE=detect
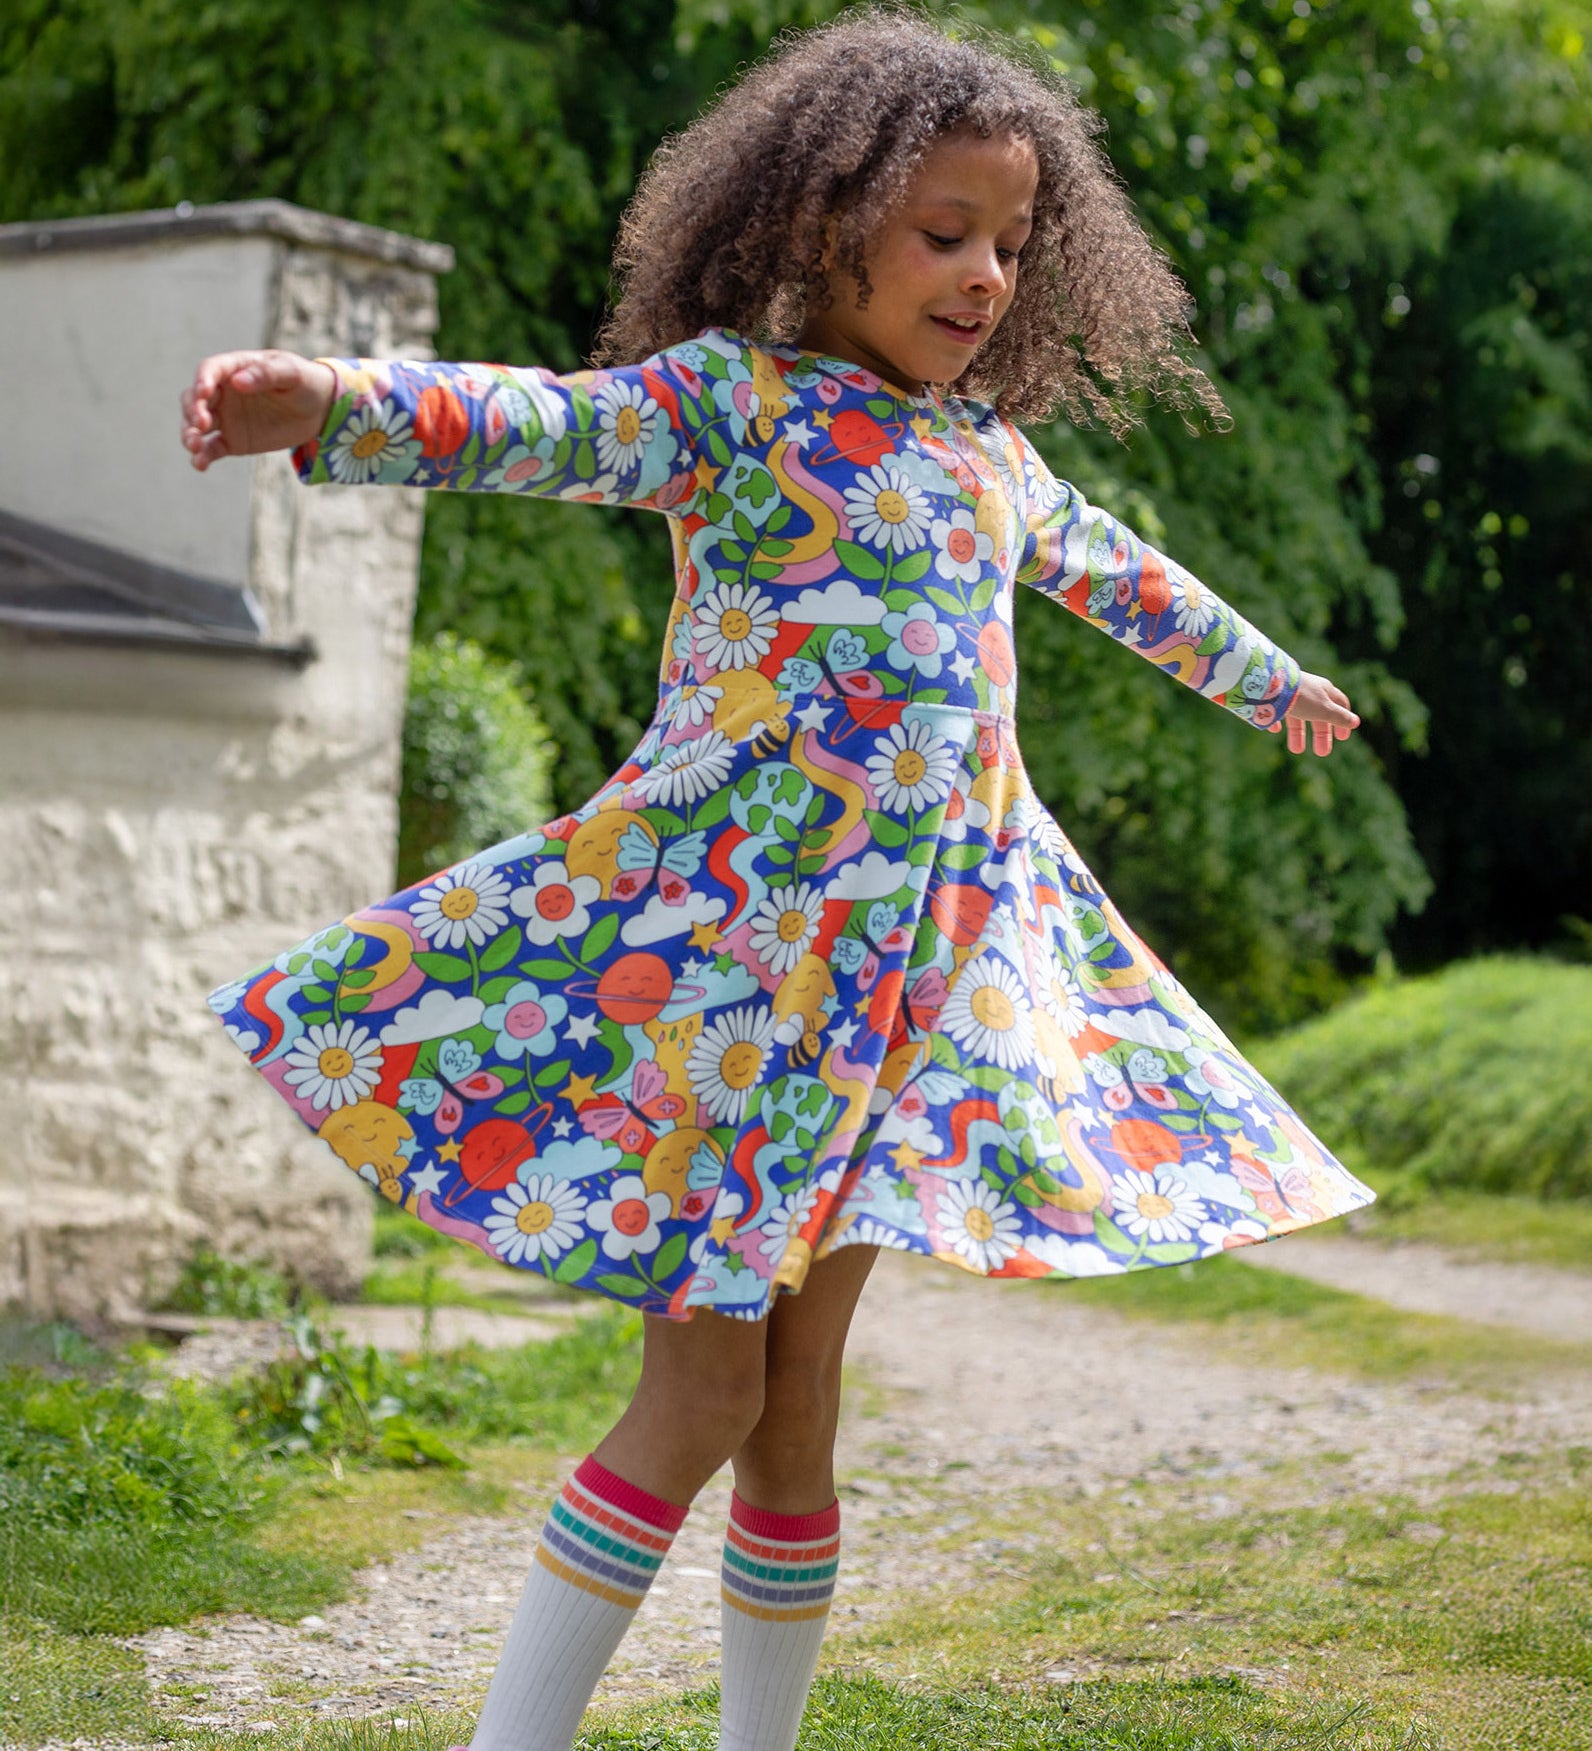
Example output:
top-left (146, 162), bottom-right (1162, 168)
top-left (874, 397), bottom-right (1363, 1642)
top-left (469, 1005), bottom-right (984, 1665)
top-left (1236, 1234), bottom-right (1592, 1341)
top-left (123, 1245), bottom-right (1592, 1735)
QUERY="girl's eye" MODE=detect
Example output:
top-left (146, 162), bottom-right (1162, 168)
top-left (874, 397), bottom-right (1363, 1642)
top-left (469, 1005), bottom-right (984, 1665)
top-left (997, 248), bottom-right (1020, 262)
top-left (924, 232), bottom-right (962, 248)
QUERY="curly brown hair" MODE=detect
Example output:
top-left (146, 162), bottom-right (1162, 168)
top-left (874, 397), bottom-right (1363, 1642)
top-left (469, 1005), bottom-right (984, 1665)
top-left (594, 5), bottom-right (1227, 436)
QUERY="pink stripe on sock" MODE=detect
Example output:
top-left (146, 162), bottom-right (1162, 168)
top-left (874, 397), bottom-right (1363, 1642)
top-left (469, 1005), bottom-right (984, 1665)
top-left (729, 1489), bottom-right (841, 1542)
top-left (574, 1453), bottom-right (689, 1533)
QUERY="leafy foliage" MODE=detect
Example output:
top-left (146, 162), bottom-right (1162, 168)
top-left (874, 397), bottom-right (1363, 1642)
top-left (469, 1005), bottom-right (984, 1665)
top-left (4, 0), bottom-right (1587, 1026)
top-left (398, 630), bottom-right (555, 888)
top-left (1252, 956), bottom-right (1592, 1200)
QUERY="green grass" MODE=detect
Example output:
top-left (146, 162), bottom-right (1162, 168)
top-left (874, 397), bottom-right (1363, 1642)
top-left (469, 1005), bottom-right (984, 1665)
top-left (0, 1307), bottom-right (644, 1749)
top-left (845, 1463), bottom-right (1592, 1751)
top-left (1338, 1174), bottom-right (1592, 1273)
top-left (1250, 956), bottom-right (1592, 1201)
top-left (1052, 1249), bottom-right (1592, 1385)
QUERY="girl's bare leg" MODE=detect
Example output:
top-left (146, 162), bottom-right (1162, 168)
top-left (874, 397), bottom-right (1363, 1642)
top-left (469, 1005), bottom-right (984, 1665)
top-left (717, 1243), bottom-right (883, 1751)
top-left (732, 1241), bottom-right (882, 1510)
top-left (470, 1304), bottom-right (768, 1751)
top-left (592, 1301), bottom-right (771, 1502)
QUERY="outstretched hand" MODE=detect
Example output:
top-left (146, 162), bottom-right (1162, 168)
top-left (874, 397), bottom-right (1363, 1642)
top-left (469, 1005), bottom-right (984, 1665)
top-left (1272, 672), bottom-right (1359, 756)
top-left (179, 349), bottom-right (338, 472)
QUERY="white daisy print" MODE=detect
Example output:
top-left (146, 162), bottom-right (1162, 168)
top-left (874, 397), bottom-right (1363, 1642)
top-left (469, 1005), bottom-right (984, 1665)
top-left (328, 402), bottom-right (421, 484)
top-left (1172, 570), bottom-right (1216, 638)
top-left (693, 582), bottom-right (780, 673)
top-left (866, 718), bottom-right (960, 813)
top-left (282, 1020), bottom-right (383, 1113)
top-left (688, 1004), bottom-right (777, 1126)
top-left (756, 1183), bottom-right (821, 1267)
top-left (936, 1180), bottom-right (1024, 1272)
top-left (1041, 966), bottom-right (1089, 1038)
top-left (509, 862), bottom-right (599, 945)
top-left (634, 731), bottom-right (736, 808)
top-left (747, 883), bottom-right (825, 977)
top-left (588, 1174), bottom-right (672, 1261)
top-left (1113, 1168), bottom-right (1204, 1244)
top-left (939, 957), bottom-right (1036, 1073)
top-left (670, 683), bottom-right (723, 731)
top-left (410, 861), bottom-right (512, 951)
top-left (594, 378), bottom-right (665, 475)
top-left (930, 507), bottom-right (995, 584)
top-left (485, 1175), bottom-right (588, 1266)
top-left (843, 464), bottom-right (932, 554)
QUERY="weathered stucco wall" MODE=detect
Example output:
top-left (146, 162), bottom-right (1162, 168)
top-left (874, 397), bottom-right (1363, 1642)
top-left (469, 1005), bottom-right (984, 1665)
top-left (0, 212), bottom-right (446, 1321)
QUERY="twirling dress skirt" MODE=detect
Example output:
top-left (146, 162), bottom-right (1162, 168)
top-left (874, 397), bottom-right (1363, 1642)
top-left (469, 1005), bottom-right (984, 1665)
top-left (210, 327), bottom-right (1374, 1321)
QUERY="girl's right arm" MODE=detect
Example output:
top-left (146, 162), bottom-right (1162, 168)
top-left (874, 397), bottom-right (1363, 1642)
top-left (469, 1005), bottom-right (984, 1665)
top-left (181, 345), bottom-right (713, 513)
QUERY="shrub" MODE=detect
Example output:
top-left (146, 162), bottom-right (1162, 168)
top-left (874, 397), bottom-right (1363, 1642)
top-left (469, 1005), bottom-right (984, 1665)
top-left (398, 630), bottom-right (556, 888)
top-left (1252, 957), bottom-right (1592, 1200)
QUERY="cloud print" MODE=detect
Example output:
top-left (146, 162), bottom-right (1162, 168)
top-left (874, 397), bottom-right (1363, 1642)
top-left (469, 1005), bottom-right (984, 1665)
top-left (1092, 1008), bottom-right (1191, 1052)
top-left (621, 890), bottom-right (728, 947)
top-left (781, 581), bottom-right (887, 625)
top-left (379, 989), bottom-right (486, 1046)
top-left (830, 850), bottom-right (927, 899)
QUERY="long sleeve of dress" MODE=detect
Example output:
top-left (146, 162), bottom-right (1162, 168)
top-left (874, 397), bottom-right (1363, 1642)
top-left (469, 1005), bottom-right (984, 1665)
top-left (292, 343), bottom-right (713, 513)
top-left (1009, 425), bottom-right (1301, 730)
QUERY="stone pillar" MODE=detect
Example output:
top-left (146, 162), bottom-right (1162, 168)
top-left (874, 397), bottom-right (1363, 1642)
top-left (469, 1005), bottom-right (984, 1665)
top-left (0, 200), bottom-right (453, 1321)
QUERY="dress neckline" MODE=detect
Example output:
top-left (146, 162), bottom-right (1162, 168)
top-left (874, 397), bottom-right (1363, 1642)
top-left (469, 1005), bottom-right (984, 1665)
top-left (706, 326), bottom-right (947, 413)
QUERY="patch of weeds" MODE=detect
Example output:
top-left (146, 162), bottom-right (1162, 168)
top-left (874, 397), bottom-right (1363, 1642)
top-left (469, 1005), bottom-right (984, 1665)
top-left (225, 1304), bottom-right (641, 1464)
top-left (361, 1259), bottom-right (517, 1314)
top-left (1051, 1250), bottom-right (1592, 1386)
top-left (157, 1244), bottom-right (298, 1320)
top-left (374, 1202), bottom-right (458, 1260)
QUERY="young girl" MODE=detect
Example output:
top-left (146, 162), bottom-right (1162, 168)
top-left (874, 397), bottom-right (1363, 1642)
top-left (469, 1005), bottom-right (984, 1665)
top-left (183, 14), bottom-right (1371, 1749)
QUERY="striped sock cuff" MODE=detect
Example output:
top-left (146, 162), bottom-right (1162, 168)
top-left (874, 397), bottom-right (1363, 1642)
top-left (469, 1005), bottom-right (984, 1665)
top-left (533, 1454), bottom-right (689, 1609)
top-left (722, 1490), bottom-right (842, 1623)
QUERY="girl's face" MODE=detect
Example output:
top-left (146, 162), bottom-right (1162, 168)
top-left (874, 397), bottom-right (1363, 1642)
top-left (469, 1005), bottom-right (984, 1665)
top-left (797, 129), bottom-right (1038, 396)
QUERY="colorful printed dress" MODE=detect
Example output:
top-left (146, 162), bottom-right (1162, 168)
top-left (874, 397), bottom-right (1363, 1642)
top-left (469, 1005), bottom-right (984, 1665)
top-left (209, 327), bottom-right (1374, 1321)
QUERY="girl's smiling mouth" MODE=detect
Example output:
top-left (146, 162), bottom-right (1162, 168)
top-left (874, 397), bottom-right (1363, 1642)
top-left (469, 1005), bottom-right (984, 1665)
top-left (930, 312), bottom-right (991, 344)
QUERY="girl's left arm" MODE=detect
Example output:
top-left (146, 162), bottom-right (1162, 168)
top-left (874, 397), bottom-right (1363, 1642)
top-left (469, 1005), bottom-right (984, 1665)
top-left (1009, 425), bottom-right (1300, 732)
top-left (293, 346), bottom-right (711, 512)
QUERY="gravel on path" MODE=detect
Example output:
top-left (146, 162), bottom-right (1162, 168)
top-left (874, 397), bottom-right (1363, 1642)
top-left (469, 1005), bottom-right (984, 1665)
top-left (112, 1244), bottom-right (1592, 1738)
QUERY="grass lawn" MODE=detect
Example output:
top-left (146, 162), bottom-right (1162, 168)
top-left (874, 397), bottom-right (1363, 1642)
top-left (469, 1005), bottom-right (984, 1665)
top-left (1337, 1175), bottom-right (1592, 1274)
top-left (6, 1181), bottom-right (1590, 1749)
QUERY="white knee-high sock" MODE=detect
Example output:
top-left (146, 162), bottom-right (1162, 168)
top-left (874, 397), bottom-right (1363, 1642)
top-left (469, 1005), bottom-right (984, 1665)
top-left (718, 1490), bottom-right (841, 1751)
top-left (467, 1453), bottom-right (688, 1751)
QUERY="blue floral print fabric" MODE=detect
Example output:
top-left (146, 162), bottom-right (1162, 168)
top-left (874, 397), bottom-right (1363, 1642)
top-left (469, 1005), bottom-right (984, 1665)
top-left (210, 328), bottom-right (1374, 1321)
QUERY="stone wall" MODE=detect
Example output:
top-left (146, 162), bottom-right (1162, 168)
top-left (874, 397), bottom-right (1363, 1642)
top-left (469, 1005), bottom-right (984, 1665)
top-left (0, 205), bottom-right (450, 1322)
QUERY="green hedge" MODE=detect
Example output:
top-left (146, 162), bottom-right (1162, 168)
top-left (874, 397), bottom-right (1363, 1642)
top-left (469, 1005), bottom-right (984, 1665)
top-left (1252, 958), bottom-right (1592, 1201)
top-left (398, 630), bottom-right (555, 889)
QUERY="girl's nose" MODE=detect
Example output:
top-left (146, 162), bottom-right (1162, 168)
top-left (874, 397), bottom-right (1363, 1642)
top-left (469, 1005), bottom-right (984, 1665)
top-left (961, 246), bottom-right (1007, 298)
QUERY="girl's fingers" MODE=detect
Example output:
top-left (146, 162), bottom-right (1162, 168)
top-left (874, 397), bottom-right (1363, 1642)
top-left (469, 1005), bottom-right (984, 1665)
top-left (1287, 717), bottom-right (1306, 755)
top-left (1313, 719), bottom-right (1332, 756)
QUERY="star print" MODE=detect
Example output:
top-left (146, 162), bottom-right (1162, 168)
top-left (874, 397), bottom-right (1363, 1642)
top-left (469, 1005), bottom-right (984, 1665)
top-left (552, 1117), bottom-right (573, 1139)
top-left (396, 1134), bottom-right (420, 1160)
top-left (565, 1012), bottom-right (601, 1047)
top-left (910, 412), bottom-right (935, 440)
top-left (853, 994), bottom-right (872, 1016)
top-left (792, 698), bottom-right (831, 733)
top-left (951, 652), bottom-right (979, 683)
top-left (407, 1162), bottom-right (447, 1197)
top-left (561, 1072), bottom-right (599, 1106)
top-left (888, 1139), bottom-right (924, 1172)
top-left (829, 1017), bottom-right (859, 1048)
top-left (812, 408), bottom-right (834, 430)
top-left (436, 1138), bottom-right (463, 1164)
top-left (781, 418), bottom-right (817, 448)
top-left (689, 918), bottom-right (724, 951)
top-left (693, 456), bottom-right (721, 494)
top-left (1245, 1102), bottom-right (1272, 1129)
top-left (682, 956), bottom-right (702, 979)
